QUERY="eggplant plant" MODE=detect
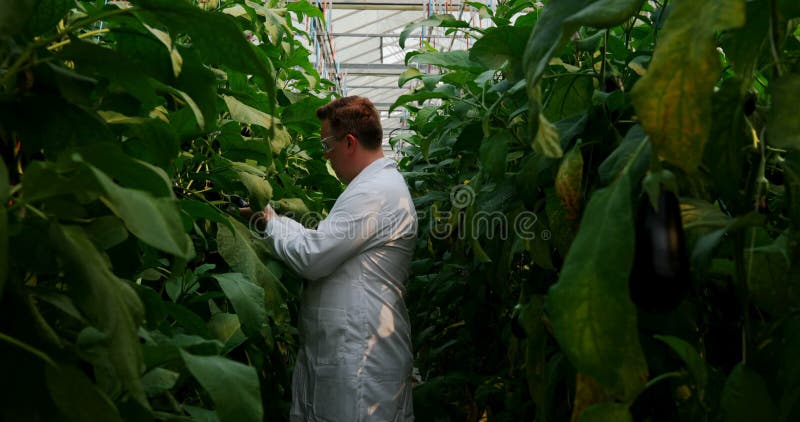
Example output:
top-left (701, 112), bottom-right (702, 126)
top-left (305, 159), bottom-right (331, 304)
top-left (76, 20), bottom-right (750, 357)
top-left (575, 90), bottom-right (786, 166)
top-left (0, 0), bottom-right (338, 420)
top-left (394, 0), bottom-right (800, 420)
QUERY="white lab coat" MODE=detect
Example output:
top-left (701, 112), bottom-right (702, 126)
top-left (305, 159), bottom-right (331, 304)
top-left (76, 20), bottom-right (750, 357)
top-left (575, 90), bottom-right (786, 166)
top-left (264, 157), bottom-right (417, 421)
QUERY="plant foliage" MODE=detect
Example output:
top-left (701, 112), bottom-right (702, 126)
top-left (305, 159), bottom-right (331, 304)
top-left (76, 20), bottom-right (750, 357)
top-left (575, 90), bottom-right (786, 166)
top-left (394, 0), bottom-right (800, 420)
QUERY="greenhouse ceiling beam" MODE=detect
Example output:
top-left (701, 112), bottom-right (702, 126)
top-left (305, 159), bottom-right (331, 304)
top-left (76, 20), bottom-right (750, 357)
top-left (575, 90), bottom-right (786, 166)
top-left (331, 0), bottom-right (469, 9)
top-left (347, 85), bottom-right (407, 89)
top-left (341, 63), bottom-right (411, 70)
top-left (332, 32), bottom-right (455, 39)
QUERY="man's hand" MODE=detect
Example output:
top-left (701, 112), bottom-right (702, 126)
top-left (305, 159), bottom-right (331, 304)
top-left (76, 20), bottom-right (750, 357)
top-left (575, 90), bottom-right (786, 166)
top-left (262, 203), bottom-right (276, 220)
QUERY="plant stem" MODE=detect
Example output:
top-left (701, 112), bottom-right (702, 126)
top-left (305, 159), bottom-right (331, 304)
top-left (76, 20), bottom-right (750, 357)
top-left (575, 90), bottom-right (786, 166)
top-left (0, 331), bottom-right (57, 368)
top-left (768, 0), bottom-right (785, 78)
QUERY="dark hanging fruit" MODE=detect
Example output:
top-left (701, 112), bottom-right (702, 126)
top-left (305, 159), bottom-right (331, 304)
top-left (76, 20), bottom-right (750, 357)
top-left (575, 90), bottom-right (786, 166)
top-left (629, 187), bottom-right (691, 312)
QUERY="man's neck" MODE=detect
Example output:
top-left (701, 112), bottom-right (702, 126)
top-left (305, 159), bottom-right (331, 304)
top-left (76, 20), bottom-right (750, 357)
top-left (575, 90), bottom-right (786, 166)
top-left (345, 150), bottom-right (384, 184)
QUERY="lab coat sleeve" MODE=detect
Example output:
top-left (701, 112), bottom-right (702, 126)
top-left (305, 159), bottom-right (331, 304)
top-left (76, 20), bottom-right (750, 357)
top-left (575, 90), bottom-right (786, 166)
top-left (263, 190), bottom-right (383, 281)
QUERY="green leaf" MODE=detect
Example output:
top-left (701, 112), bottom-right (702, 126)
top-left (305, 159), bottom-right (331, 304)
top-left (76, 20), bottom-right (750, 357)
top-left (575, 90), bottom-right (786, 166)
top-left (721, 364), bottom-right (779, 422)
top-left (179, 199), bottom-right (235, 233)
top-left (768, 73), bottom-right (800, 150)
top-left (150, 78), bottom-right (205, 130)
top-left (480, 133), bottom-right (509, 180)
top-left (470, 25), bottom-right (531, 78)
top-left (546, 171), bottom-right (648, 401)
top-left (207, 313), bottom-right (247, 351)
top-left (88, 164), bottom-right (194, 259)
top-left (237, 171), bottom-right (273, 211)
top-left (76, 143), bottom-right (173, 197)
top-left (179, 350), bottom-right (263, 422)
top-left (286, 0), bottom-right (324, 20)
top-left (45, 363), bottom-right (123, 422)
top-left (24, 0), bottom-right (72, 37)
top-left (121, 118), bottom-right (180, 170)
top-left (214, 273), bottom-right (267, 339)
top-left (706, 77), bottom-right (749, 210)
top-left (84, 215), bottom-right (129, 251)
top-left (132, 0), bottom-right (273, 83)
top-left (174, 46), bottom-right (219, 132)
top-left (523, 0), bottom-right (644, 88)
top-left (50, 224), bottom-right (147, 406)
top-left (690, 212), bottom-right (763, 271)
top-left (398, 67), bottom-right (424, 87)
top-left (60, 41), bottom-right (162, 109)
top-left (0, 0), bottom-right (36, 36)
top-left (141, 367), bottom-right (180, 396)
top-left (390, 85), bottom-right (458, 113)
top-left (409, 50), bottom-right (484, 72)
top-left (543, 74), bottom-right (594, 121)
top-left (223, 95), bottom-right (291, 155)
top-left (654, 335), bottom-right (708, 388)
top-left (630, 0), bottom-right (746, 173)
top-left (598, 125), bottom-right (651, 185)
top-left (580, 402), bottom-right (633, 422)
top-left (216, 217), bottom-right (286, 321)
top-left (399, 14), bottom-right (470, 49)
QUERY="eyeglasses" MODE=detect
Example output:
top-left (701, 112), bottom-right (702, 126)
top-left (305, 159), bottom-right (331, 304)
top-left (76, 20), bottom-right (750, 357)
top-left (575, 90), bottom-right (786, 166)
top-left (320, 135), bottom-right (344, 153)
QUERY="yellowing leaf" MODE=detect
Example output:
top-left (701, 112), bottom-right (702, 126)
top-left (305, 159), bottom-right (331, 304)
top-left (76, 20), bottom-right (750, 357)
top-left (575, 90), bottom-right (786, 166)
top-left (533, 113), bottom-right (563, 158)
top-left (631, 0), bottom-right (746, 173)
top-left (556, 146), bottom-right (584, 220)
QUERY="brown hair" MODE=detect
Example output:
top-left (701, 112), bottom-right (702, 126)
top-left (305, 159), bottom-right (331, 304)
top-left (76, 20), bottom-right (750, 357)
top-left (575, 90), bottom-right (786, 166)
top-left (316, 96), bottom-right (382, 150)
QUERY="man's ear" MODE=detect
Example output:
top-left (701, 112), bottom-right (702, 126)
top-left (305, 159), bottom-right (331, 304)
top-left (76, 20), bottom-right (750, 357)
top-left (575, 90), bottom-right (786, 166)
top-left (346, 134), bottom-right (357, 151)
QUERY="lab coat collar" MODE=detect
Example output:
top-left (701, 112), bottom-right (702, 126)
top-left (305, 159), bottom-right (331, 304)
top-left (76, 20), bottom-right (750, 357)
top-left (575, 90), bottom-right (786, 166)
top-left (347, 157), bottom-right (394, 187)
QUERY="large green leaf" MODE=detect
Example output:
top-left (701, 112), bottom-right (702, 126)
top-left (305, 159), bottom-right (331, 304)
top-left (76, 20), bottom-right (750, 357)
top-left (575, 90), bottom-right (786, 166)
top-left (631, 0), bottom-right (746, 173)
top-left (768, 73), bottom-right (800, 150)
top-left (132, 0), bottom-right (273, 83)
top-left (470, 25), bottom-right (531, 73)
top-left (179, 350), bottom-right (263, 422)
top-left (216, 217), bottom-right (286, 321)
top-left (543, 74), bottom-right (594, 121)
top-left (214, 273), bottom-right (267, 339)
top-left (50, 224), bottom-right (147, 406)
top-left (88, 165), bottom-right (194, 259)
top-left (60, 41), bottom-right (162, 109)
top-left (480, 133), bottom-right (509, 180)
top-left (76, 143), bottom-right (173, 197)
top-left (546, 171), bottom-right (648, 401)
top-left (45, 363), bottom-right (123, 422)
top-left (721, 364), bottom-right (779, 422)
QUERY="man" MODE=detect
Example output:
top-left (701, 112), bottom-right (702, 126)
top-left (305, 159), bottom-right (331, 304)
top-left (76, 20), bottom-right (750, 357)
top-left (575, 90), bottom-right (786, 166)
top-left (257, 96), bottom-right (417, 421)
